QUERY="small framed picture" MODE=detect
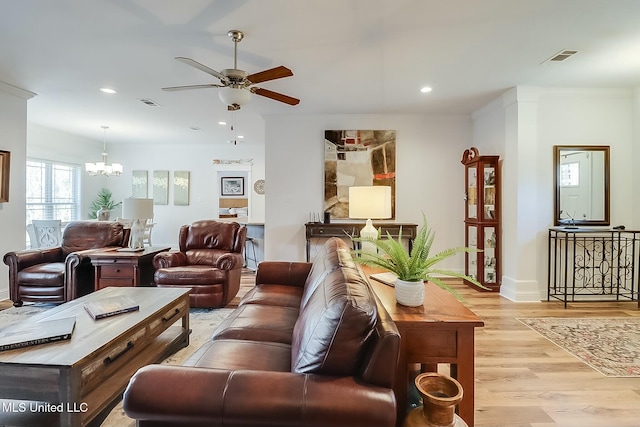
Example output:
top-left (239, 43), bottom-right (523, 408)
top-left (0, 150), bottom-right (10, 203)
top-left (221, 177), bottom-right (244, 196)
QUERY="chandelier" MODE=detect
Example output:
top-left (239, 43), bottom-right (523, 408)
top-left (85, 126), bottom-right (123, 176)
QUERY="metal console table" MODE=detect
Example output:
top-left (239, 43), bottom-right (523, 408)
top-left (548, 227), bottom-right (640, 307)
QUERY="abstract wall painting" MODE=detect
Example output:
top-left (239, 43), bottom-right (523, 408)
top-left (324, 130), bottom-right (396, 219)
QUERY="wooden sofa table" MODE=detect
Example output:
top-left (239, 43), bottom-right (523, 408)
top-left (364, 267), bottom-right (484, 427)
top-left (89, 246), bottom-right (170, 290)
top-left (0, 286), bottom-right (190, 427)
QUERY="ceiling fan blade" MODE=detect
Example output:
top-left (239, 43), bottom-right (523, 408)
top-left (252, 87), bottom-right (300, 105)
top-left (175, 57), bottom-right (227, 81)
top-left (162, 84), bottom-right (223, 91)
top-left (247, 66), bottom-right (293, 84)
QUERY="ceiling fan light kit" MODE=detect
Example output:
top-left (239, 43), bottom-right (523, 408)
top-left (163, 29), bottom-right (299, 111)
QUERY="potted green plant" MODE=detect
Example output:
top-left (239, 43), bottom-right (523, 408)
top-left (352, 214), bottom-right (488, 306)
top-left (89, 188), bottom-right (121, 220)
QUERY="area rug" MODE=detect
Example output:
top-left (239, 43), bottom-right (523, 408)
top-left (518, 317), bottom-right (640, 377)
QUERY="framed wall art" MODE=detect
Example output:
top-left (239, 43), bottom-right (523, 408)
top-left (132, 170), bottom-right (148, 198)
top-left (221, 177), bottom-right (244, 196)
top-left (324, 130), bottom-right (396, 219)
top-left (0, 150), bottom-right (9, 203)
top-left (153, 170), bottom-right (169, 205)
top-left (174, 171), bottom-right (190, 206)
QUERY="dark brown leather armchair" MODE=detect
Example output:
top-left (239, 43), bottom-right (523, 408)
top-left (3, 221), bottom-right (129, 307)
top-left (153, 220), bottom-right (247, 308)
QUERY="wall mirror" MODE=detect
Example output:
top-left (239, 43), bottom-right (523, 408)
top-left (554, 145), bottom-right (610, 227)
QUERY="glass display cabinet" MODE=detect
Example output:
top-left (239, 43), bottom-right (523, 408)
top-left (461, 147), bottom-right (501, 291)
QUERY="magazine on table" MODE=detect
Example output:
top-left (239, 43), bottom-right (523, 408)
top-left (0, 316), bottom-right (76, 352)
top-left (84, 295), bottom-right (140, 320)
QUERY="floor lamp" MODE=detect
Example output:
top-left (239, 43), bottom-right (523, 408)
top-left (348, 186), bottom-right (392, 254)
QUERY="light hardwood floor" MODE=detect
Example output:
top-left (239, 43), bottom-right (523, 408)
top-left (2, 277), bottom-right (640, 426)
top-left (453, 283), bottom-right (640, 427)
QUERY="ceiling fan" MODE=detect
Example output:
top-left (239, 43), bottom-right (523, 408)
top-left (163, 30), bottom-right (300, 111)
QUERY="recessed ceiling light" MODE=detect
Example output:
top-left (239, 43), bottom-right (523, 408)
top-left (237, 135), bottom-right (245, 139)
top-left (100, 87), bottom-right (117, 94)
top-left (420, 87), bottom-right (432, 93)
top-left (218, 121), bottom-right (227, 125)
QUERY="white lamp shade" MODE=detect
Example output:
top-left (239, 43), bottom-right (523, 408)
top-left (122, 198), bottom-right (154, 220)
top-left (348, 186), bottom-right (392, 219)
top-left (219, 86), bottom-right (251, 106)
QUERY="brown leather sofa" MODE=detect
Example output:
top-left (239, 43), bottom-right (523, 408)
top-left (3, 221), bottom-right (129, 307)
top-left (123, 237), bottom-right (400, 427)
top-left (153, 220), bottom-right (247, 308)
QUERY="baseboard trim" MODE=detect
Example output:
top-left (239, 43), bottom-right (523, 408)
top-left (0, 289), bottom-right (8, 302)
top-left (500, 276), bottom-right (541, 302)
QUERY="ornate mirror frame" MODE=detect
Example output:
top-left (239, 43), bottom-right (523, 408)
top-left (553, 145), bottom-right (610, 226)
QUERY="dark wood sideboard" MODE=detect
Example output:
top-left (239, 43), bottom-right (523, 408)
top-left (305, 222), bottom-right (417, 262)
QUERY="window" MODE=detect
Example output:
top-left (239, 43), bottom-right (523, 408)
top-left (26, 158), bottom-right (81, 224)
top-left (560, 162), bottom-right (579, 187)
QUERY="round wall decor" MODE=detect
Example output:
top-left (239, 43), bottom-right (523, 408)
top-left (253, 179), bottom-right (265, 195)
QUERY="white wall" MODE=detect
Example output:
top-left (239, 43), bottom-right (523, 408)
top-left (473, 86), bottom-right (637, 301)
top-left (263, 114), bottom-right (472, 265)
top-left (105, 139), bottom-right (265, 248)
top-left (0, 82), bottom-right (36, 300)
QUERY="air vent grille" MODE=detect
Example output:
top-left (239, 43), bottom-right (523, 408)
top-left (544, 50), bottom-right (578, 63)
top-left (140, 98), bottom-right (160, 107)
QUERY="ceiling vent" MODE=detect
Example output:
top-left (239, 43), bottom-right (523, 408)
top-left (139, 98), bottom-right (160, 107)
top-left (543, 50), bottom-right (578, 63)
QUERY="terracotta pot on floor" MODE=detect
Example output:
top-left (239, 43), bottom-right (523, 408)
top-left (403, 372), bottom-right (468, 427)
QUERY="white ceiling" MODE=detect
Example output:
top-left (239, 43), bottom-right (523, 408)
top-left (2, 0), bottom-right (640, 146)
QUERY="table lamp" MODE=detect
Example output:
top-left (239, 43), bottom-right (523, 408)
top-left (122, 198), bottom-right (154, 249)
top-left (349, 186), bottom-right (392, 254)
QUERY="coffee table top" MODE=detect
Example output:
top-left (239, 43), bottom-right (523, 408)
top-left (0, 287), bottom-right (189, 366)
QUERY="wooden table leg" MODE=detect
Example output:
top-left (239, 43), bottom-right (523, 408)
top-left (455, 328), bottom-right (475, 427)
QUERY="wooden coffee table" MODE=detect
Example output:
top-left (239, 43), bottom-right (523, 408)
top-left (0, 286), bottom-right (190, 427)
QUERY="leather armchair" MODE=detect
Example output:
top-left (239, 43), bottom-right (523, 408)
top-left (3, 221), bottom-right (129, 307)
top-left (153, 220), bottom-right (247, 308)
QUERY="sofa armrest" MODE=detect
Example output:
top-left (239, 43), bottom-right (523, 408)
top-left (123, 366), bottom-right (396, 427)
top-left (215, 252), bottom-right (244, 270)
top-left (3, 247), bottom-right (63, 272)
top-left (153, 251), bottom-right (187, 269)
top-left (255, 261), bottom-right (312, 288)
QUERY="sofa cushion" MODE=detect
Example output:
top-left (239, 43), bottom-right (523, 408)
top-left (291, 266), bottom-right (377, 376)
top-left (300, 237), bottom-right (358, 309)
top-left (154, 265), bottom-right (226, 285)
top-left (17, 262), bottom-right (65, 286)
top-left (183, 221), bottom-right (240, 252)
top-left (61, 221), bottom-right (125, 256)
top-left (184, 339), bottom-right (291, 372)
top-left (239, 284), bottom-right (304, 308)
top-left (211, 304), bottom-right (299, 344)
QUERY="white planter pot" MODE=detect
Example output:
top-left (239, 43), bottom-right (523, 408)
top-left (395, 279), bottom-right (425, 307)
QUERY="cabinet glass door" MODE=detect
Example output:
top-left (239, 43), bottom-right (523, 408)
top-left (482, 165), bottom-right (496, 221)
top-left (467, 166), bottom-right (477, 219)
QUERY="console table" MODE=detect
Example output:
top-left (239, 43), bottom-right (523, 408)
top-left (548, 227), bottom-right (640, 307)
top-left (364, 266), bottom-right (484, 427)
top-left (305, 222), bottom-right (417, 262)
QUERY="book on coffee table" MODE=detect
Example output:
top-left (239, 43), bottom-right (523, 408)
top-left (0, 316), bottom-right (76, 352)
top-left (84, 295), bottom-right (140, 320)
